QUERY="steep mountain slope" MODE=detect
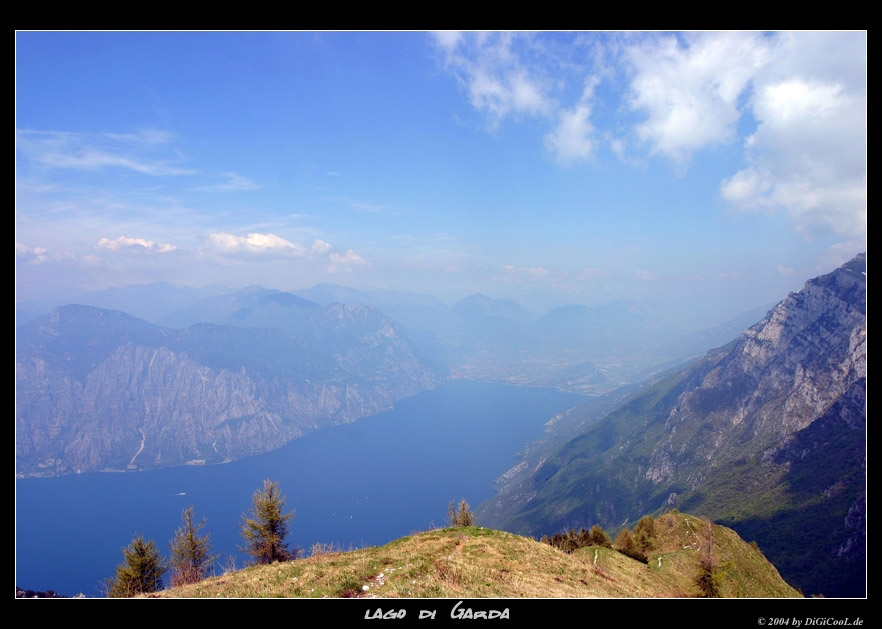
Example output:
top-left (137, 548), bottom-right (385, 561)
top-left (155, 515), bottom-right (799, 598)
top-left (479, 255), bottom-right (866, 597)
top-left (16, 304), bottom-right (441, 477)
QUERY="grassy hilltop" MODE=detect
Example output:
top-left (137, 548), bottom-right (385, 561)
top-left (153, 512), bottom-right (800, 598)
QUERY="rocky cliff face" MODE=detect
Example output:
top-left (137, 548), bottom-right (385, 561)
top-left (480, 254), bottom-right (866, 596)
top-left (643, 253), bottom-right (866, 489)
top-left (16, 304), bottom-right (441, 477)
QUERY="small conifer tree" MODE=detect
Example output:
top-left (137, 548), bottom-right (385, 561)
top-left (241, 479), bottom-right (296, 564)
top-left (169, 506), bottom-right (217, 586)
top-left (106, 535), bottom-right (166, 597)
top-left (447, 498), bottom-right (475, 527)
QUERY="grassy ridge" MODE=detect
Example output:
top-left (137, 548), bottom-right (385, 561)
top-left (153, 513), bottom-right (799, 598)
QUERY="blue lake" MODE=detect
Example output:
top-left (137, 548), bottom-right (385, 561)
top-left (16, 380), bottom-right (586, 597)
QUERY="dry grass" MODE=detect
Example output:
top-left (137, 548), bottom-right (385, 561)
top-left (153, 515), bottom-right (801, 599)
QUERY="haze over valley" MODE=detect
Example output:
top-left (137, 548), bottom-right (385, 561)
top-left (15, 31), bottom-right (865, 599)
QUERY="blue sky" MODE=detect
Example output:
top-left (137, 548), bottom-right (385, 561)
top-left (15, 31), bottom-right (866, 322)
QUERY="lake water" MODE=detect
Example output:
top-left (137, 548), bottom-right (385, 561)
top-left (16, 380), bottom-right (585, 597)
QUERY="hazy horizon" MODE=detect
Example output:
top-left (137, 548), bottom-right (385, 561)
top-left (16, 31), bottom-right (866, 325)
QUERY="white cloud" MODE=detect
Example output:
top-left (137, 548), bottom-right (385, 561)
top-left (435, 32), bottom-right (604, 163)
top-left (625, 31), bottom-right (771, 164)
top-left (95, 236), bottom-right (177, 253)
top-left (619, 30), bottom-right (865, 240)
top-left (635, 269), bottom-right (660, 281)
top-left (433, 31), bottom-right (553, 128)
top-left (432, 31), bottom-right (865, 243)
top-left (330, 249), bottom-right (366, 265)
top-left (721, 38), bottom-right (866, 240)
top-left (328, 249), bottom-right (367, 272)
top-left (311, 239), bottom-right (333, 254)
top-left (206, 232), bottom-right (367, 272)
top-left (546, 102), bottom-right (594, 164)
top-left (207, 232), bottom-right (304, 255)
top-left (432, 30), bottom-right (462, 53)
top-left (16, 242), bottom-right (78, 264)
top-left (16, 242), bottom-right (49, 264)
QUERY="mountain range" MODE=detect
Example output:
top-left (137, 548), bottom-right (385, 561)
top-left (477, 254), bottom-right (866, 597)
top-left (15, 255), bottom-right (866, 597)
top-left (16, 302), bottom-right (441, 476)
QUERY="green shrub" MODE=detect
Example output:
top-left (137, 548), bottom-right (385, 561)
top-left (634, 515), bottom-right (656, 552)
top-left (543, 525), bottom-right (612, 553)
top-left (614, 529), bottom-right (647, 563)
top-left (589, 525), bottom-right (612, 548)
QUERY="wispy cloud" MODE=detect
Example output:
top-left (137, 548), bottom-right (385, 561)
top-left (349, 200), bottom-right (385, 213)
top-left (435, 31), bottom-right (774, 165)
top-left (193, 171), bottom-right (260, 192)
top-left (16, 242), bottom-right (78, 265)
top-left (495, 264), bottom-right (553, 283)
top-left (432, 31), bottom-right (553, 129)
top-left (545, 87), bottom-right (596, 164)
top-left (435, 31), bottom-right (866, 241)
top-left (578, 267), bottom-right (606, 280)
top-left (16, 242), bottom-right (49, 264)
top-left (17, 129), bottom-right (194, 176)
top-left (311, 239), bottom-right (333, 254)
top-left (328, 249), bottom-right (367, 271)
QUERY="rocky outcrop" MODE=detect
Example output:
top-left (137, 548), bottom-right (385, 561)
top-left (643, 253), bottom-right (866, 487)
top-left (16, 304), bottom-right (441, 477)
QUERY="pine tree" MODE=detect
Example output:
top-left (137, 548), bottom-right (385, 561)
top-left (240, 479), bottom-right (295, 564)
top-left (169, 506), bottom-right (217, 586)
top-left (106, 535), bottom-right (166, 597)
